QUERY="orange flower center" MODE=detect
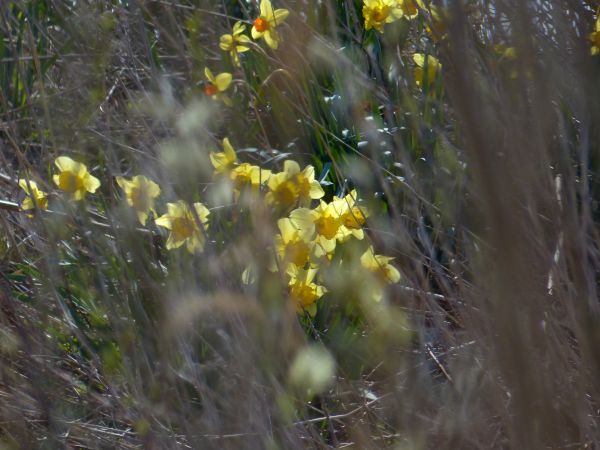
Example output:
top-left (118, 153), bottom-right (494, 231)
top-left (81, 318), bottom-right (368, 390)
top-left (372, 7), bottom-right (388, 22)
top-left (204, 84), bottom-right (218, 96)
top-left (254, 17), bottom-right (269, 32)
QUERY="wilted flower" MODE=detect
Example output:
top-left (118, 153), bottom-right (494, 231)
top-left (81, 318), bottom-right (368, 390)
top-left (589, 13), bottom-right (600, 55)
top-left (413, 53), bottom-right (441, 88)
top-left (251, 0), bottom-right (289, 49)
top-left (18, 179), bottom-right (48, 212)
top-left (220, 21), bottom-right (251, 66)
top-left (399, 0), bottom-right (420, 19)
top-left (155, 200), bottom-right (210, 253)
top-left (53, 156), bottom-right (100, 200)
top-left (204, 68), bottom-right (232, 105)
top-left (424, 4), bottom-right (448, 41)
top-left (116, 175), bottom-right (161, 225)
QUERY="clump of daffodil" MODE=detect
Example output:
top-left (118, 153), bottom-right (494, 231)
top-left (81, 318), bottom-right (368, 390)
top-left (589, 12), bottom-right (600, 55)
top-left (53, 156), bottom-right (100, 201)
top-left (290, 198), bottom-right (350, 257)
top-left (272, 218), bottom-right (314, 270)
top-left (155, 200), bottom-right (210, 253)
top-left (362, 0), bottom-right (403, 33)
top-left (210, 138), bottom-right (238, 174)
top-left (251, 0), bottom-right (289, 49)
top-left (413, 53), bottom-right (441, 88)
top-left (360, 246), bottom-right (401, 301)
top-left (287, 266), bottom-right (327, 316)
top-left (116, 175), bottom-right (161, 225)
top-left (18, 179), bottom-right (48, 212)
top-left (266, 160), bottom-right (324, 211)
top-left (220, 21), bottom-right (251, 66)
top-left (203, 68), bottom-right (232, 105)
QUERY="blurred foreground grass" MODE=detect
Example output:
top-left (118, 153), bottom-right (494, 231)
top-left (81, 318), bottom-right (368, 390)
top-left (2, 0), bottom-right (600, 448)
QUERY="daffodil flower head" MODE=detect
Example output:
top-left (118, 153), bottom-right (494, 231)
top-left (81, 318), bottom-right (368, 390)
top-left (360, 246), bottom-right (401, 302)
top-left (266, 160), bottom-right (324, 212)
top-left (204, 68), bottom-right (233, 105)
top-left (155, 200), bottom-right (210, 253)
top-left (287, 266), bottom-right (327, 316)
top-left (116, 175), bottom-right (161, 225)
top-left (338, 189), bottom-right (369, 241)
top-left (274, 218), bottom-right (314, 269)
top-left (251, 0), bottom-right (289, 49)
top-left (362, 0), bottom-right (403, 33)
top-left (210, 138), bottom-right (238, 174)
top-left (360, 246), bottom-right (401, 285)
top-left (220, 21), bottom-right (252, 66)
top-left (53, 156), bottom-right (100, 201)
top-left (589, 14), bottom-right (600, 55)
top-left (413, 53), bottom-right (441, 88)
top-left (290, 199), bottom-right (349, 257)
top-left (18, 179), bottom-right (48, 212)
top-left (230, 163), bottom-right (271, 197)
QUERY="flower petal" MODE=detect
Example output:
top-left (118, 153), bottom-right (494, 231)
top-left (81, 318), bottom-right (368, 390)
top-left (204, 67), bottom-right (215, 83)
top-left (84, 174), bottom-right (101, 193)
top-left (219, 34), bottom-right (233, 50)
top-left (214, 73), bottom-right (232, 91)
top-left (260, 0), bottom-right (274, 19)
top-left (55, 156), bottom-right (78, 172)
top-left (263, 30), bottom-right (279, 49)
top-left (272, 8), bottom-right (289, 25)
top-left (251, 26), bottom-right (264, 40)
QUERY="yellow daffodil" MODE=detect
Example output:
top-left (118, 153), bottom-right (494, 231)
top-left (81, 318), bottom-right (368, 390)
top-left (360, 246), bottom-right (401, 301)
top-left (360, 246), bottom-right (401, 284)
top-left (155, 200), bottom-right (210, 253)
top-left (251, 0), bottom-right (289, 49)
top-left (230, 163), bottom-right (271, 196)
top-left (399, 0), bottom-right (420, 19)
top-left (266, 160), bottom-right (324, 211)
top-left (273, 218), bottom-right (314, 270)
top-left (18, 179), bottom-right (48, 212)
top-left (220, 21), bottom-right (252, 66)
top-left (338, 189), bottom-right (369, 241)
top-left (52, 156), bottom-right (100, 200)
top-left (413, 53), bottom-right (441, 88)
top-left (590, 14), bottom-right (600, 55)
top-left (204, 68), bottom-right (232, 105)
top-left (362, 0), bottom-right (403, 33)
top-left (210, 138), bottom-right (238, 174)
top-left (289, 198), bottom-right (350, 257)
top-left (287, 266), bottom-right (327, 316)
top-left (116, 175), bottom-right (161, 225)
